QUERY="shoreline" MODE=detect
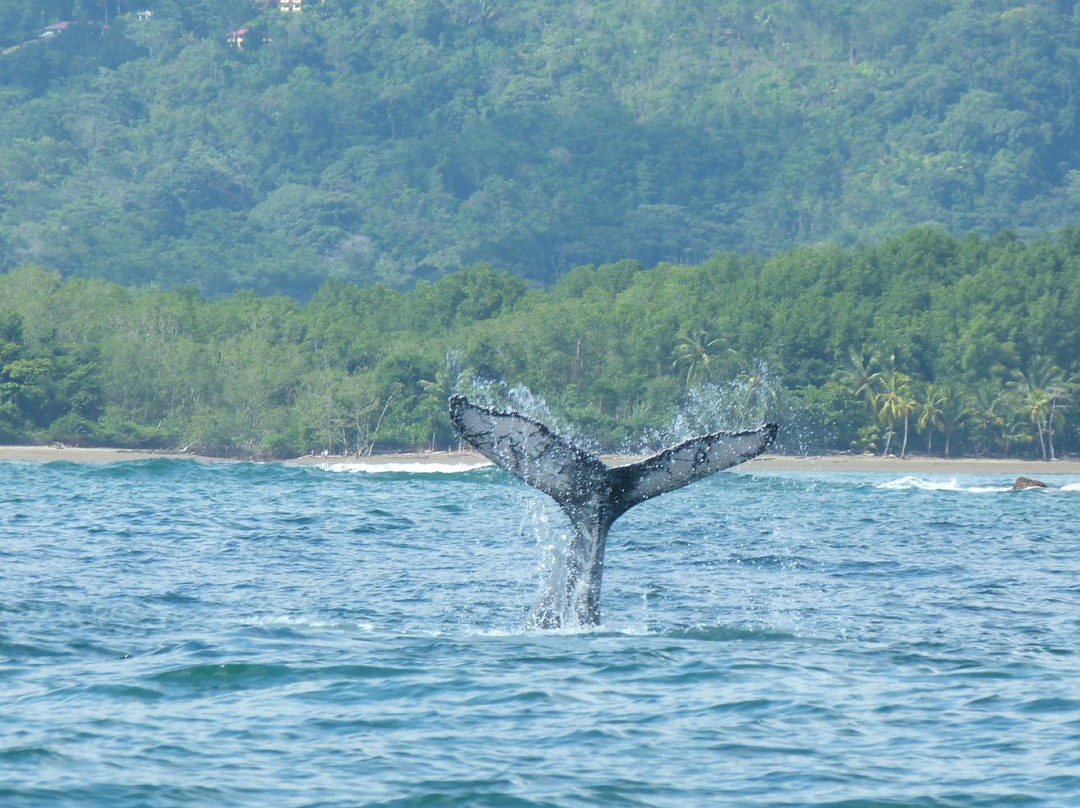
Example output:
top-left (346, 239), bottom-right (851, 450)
top-left (3, 445), bottom-right (1080, 475)
top-left (0, 445), bottom-right (233, 464)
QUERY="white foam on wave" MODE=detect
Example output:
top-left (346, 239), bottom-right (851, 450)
top-left (876, 476), bottom-right (1011, 493)
top-left (252, 615), bottom-right (377, 632)
top-left (317, 461), bottom-right (490, 475)
top-left (1060, 482), bottom-right (1080, 492)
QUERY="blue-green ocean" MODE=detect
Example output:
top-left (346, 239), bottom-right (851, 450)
top-left (2, 458), bottom-right (1079, 807)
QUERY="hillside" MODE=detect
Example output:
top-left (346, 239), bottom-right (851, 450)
top-left (2, 1), bottom-right (1080, 295)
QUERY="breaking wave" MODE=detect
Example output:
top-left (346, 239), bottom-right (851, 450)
top-left (877, 475), bottom-right (1080, 493)
top-left (314, 460), bottom-right (490, 474)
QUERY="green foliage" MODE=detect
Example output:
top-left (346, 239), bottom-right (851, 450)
top-left (6, 2), bottom-right (1080, 294)
top-left (2, 226), bottom-right (1080, 458)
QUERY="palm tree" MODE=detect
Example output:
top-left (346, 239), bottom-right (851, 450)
top-left (874, 369), bottom-right (914, 457)
top-left (672, 328), bottom-right (735, 386)
top-left (1018, 387), bottom-right (1052, 459)
top-left (833, 344), bottom-right (881, 414)
top-left (1008, 356), bottom-right (1065, 460)
top-left (934, 382), bottom-right (970, 457)
top-left (969, 382), bottom-right (1008, 456)
top-left (1046, 382), bottom-right (1071, 462)
top-left (998, 411), bottom-right (1034, 457)
top-left (736, 360), bottom-right (782, 423)
top-left (917, 382), bottom-right (946, 455)
top-left (898, 389), bottom-right (917, 458)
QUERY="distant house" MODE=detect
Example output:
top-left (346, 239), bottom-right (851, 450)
top-left (40, 21), bottom-right (70, 37)
top-left (135, 10), bottom-right (154, 22)
top-left (227, 28), bottom-right (250, 49)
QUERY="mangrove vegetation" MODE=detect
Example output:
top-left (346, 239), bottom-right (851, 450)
top-left (2, 226), bottom-right (1079, 459)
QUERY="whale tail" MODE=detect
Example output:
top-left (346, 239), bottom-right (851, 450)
top-left (449, 394), bottom-right (777, 627)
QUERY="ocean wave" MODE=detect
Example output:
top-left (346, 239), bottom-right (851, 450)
top-left (249, 615), bottom-right (377, 633)
top-left (877, 475), bottom-right (1080, 493)
top-left (6, 460), bottom-right (1080, 805)
top-left (315, 461), bottom-right (490, 474)
top-left (876, 476), bottom-right (1011, 493)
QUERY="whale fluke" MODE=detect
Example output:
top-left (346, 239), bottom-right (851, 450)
top-left (449, 394), bottom-right (777, 627)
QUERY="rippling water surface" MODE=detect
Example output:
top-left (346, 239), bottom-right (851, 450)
top-left (2, 459), bottom-right (1079, 806)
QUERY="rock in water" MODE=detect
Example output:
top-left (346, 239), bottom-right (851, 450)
top-left (1012, 476), bottom-right (1047, 490)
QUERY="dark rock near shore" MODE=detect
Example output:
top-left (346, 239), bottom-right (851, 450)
top-left (1012, 476), bottom-right (1048, 490)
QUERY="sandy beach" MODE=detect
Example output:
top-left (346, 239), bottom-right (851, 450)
top-left (0, 446), bottom-right (232, 464)
top-left (294, 450), bottom-right (1080, 475)
top-left (747, 453), bottom-right (1080, 475)
top-left (3, 444), bottom-right (1080, 475)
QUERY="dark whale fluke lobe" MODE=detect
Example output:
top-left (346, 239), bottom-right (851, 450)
top-left (449, 394), bottom-right (777, 628)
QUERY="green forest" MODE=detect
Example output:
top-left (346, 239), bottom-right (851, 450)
top-left (3, 1), bottom-right (1080, 294)
top-left (3, 1), bottom-right (1080, 459)
top-left (2, 226), bottom-right (1079, 459)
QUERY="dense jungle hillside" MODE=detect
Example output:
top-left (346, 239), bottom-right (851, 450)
top-left (3, 1), bottom-right (1080, 295)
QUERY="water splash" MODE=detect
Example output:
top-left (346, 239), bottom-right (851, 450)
top-left (680, 370), bottom-right (780, 431)
top-left (461, 379), bottom-right (594, 451)
top-left (624, 363), bottom-right (786, 453)
top-left (518, 497), bottom-right (581, 628)
top-left (462, 378), bottom-right (550, 421)
top-left (517, 494), bottom-right (621, 632)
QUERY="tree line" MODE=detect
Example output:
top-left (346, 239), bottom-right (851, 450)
top-left (2, 226), bottom-right (1079, 459)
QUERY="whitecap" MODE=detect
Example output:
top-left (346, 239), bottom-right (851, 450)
top-left (252, 615), bottom-right (376, 632)
top-left (317, 461), bottom-right (490, 474)
top-left (876, 476), bottom-right (1010, 493)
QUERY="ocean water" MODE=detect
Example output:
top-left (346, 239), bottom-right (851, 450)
top-left (2, 459), bottom-right (1079, 807)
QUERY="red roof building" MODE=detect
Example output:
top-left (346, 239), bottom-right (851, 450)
top-left (227, 28), bottom-right (250, 49)
top-left (40, 21), bottom-right (70, 37)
